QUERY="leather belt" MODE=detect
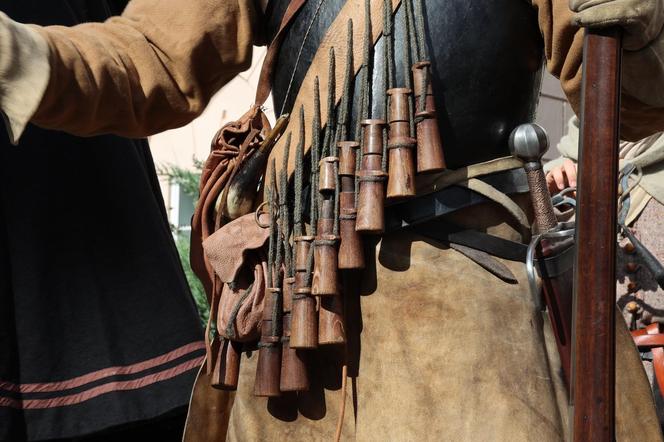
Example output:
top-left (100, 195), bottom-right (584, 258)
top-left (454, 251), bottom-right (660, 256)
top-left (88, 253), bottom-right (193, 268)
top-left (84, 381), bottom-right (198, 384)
top-left (384, 167), bottom-right (576, 277)
top-left (384, 167), bottom-right (529, 232)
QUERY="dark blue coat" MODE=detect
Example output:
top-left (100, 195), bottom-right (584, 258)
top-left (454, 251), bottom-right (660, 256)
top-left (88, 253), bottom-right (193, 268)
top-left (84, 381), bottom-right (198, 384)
top-left (0, 2), bottom-right (204, 440)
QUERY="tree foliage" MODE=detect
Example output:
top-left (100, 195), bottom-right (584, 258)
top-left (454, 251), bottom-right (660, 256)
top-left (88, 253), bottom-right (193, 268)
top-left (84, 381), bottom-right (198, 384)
top-left (159, 158), bottom-right (209, 325)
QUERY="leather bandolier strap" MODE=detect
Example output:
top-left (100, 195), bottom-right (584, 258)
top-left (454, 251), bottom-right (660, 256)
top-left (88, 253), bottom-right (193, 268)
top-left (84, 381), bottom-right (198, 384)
top-left (183, 3), bottom-right (310, 441)
top-left (190, 0), bottom-right (308, 302)
top-left (265, 0), bottom-right (403, 191)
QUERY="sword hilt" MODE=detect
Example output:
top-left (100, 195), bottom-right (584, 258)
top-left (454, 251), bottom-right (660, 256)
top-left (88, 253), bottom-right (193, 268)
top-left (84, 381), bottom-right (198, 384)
top-left (509, 124), bottom-right (558, 233)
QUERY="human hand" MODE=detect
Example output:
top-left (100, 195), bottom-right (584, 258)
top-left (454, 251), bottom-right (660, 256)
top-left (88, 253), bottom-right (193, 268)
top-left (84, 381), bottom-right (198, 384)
top-left (545, 158), bottom-right (577, 195)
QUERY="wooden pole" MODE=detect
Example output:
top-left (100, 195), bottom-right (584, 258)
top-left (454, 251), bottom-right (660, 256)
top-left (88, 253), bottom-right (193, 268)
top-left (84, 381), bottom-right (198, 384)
top-left (572, 27), bottom-right (622, 441)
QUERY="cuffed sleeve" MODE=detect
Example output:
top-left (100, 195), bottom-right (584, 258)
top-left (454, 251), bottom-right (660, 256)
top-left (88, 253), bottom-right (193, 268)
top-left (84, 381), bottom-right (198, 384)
top-left (0, 12), bottom-right (51, 145)
top-left (30, 0), bottom-right (259, 138)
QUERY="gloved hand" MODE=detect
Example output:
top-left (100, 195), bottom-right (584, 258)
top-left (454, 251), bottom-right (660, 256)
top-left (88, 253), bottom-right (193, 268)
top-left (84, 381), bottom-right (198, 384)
top-left (570, 0), bottom-right (664, 109)
top-left (0, 11), bottom-right (50, 144)
top-left (569, 0), bottom-right (664, 50)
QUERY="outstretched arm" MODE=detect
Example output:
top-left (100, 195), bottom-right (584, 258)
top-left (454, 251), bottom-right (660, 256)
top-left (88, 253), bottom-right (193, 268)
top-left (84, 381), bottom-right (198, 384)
top-left (1, 0), bottom-right (261, 143)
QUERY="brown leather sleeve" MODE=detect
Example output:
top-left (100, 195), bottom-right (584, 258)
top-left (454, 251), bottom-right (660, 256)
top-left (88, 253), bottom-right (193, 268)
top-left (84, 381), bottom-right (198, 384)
top-left (531, 0), bottom-right (664, 141)
top-left (31, 0), bottom-right (259, 138)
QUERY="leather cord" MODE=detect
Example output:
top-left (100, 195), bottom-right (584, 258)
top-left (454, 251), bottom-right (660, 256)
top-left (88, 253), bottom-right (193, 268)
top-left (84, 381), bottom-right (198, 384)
top-left (255, 0), bottom-right (309, 105)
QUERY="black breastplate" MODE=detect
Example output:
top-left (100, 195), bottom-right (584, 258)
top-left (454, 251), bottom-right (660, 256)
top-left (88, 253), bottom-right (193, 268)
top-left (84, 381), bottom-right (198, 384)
top-left (267, 0), bottom-right (544, 168)
top-left (1, 0), bottom-right (125, 26)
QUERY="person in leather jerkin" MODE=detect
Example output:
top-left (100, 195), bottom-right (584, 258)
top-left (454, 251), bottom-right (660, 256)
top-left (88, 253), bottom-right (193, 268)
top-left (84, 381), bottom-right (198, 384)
top-left (2, 0), bottom-right (664, 441)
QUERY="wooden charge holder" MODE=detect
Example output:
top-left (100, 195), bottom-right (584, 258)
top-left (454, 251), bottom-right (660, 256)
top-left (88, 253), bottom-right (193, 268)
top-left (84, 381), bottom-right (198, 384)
top-left (254, 287), bottom-right (282, 397)
top-left (386, 88), bottom-right (417, 199)
top-left (312, 159), bottom-right (340, 297)
top-left (211, 337), bottom-right (242, 391)
top-left (313, 157), bottom-right (346, 345)
top-left (337, 141), bottom-right (365, 269)
top-left (290, 236), bottom-right (318, 349)
top-left (280, 276), bottom-right (309, 391)
top-left (356, 119), bottom-right (387, 234)
top-left (412, 61), bottom-right (446, 173)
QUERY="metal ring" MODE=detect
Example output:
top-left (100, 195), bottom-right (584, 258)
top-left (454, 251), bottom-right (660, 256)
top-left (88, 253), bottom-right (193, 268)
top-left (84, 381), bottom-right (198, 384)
top-left (255, 202), bottom-right (270, 228)
top-left (526, 223), bottom-right (576, 310)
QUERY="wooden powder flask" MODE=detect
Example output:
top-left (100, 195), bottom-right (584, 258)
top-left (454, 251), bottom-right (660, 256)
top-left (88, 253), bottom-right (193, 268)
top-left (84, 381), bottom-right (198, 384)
top-left (254, 287), bottom-right (282, 397)
top-left (338, 141), bottom-right (365, 269)
top-left (312, 204), bottom-right (340, 296)
top-left (356, 119), bottom-right (387, 233)
top-left (280, 276), bottom-right (310, 391)
top-left (319, 289), bottom-right (346, 345)
top-left (290, 236), bottom-right (318, 349)
top-left (386, 88), bottom-right (417, 199)
top-left (318, 156), bottom-right (338, 192)
top-left (211, 338), bottom-right (242, 390)
top-left (412, 61), bottom-right (446, 173)
top-left (313, 159), bottom-right (345, 345)
top-left (312, 163), bottom-right (340, 297)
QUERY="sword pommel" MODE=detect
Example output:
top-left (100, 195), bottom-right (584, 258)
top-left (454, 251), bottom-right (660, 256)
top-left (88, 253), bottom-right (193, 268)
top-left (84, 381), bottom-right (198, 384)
top-left (509, 123), bottom-right (549, 166)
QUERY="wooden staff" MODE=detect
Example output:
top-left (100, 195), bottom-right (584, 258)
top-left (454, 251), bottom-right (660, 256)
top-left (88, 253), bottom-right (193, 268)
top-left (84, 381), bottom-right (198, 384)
top-left (572, 27), bottom-right (622, 440)
top-left (338, 141), bottom-right (365, 269)
top-left (386, 88), bottom-right (417, 199)
top-left (356, 119), bottom-right (387, 233)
